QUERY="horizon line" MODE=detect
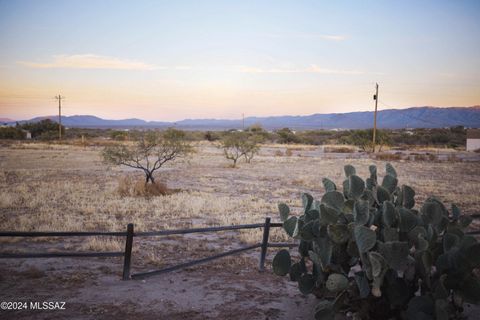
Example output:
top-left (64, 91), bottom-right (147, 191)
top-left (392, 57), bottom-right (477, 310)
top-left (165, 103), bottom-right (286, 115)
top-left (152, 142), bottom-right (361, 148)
top-left (2, 105), bottom-right (479, 122)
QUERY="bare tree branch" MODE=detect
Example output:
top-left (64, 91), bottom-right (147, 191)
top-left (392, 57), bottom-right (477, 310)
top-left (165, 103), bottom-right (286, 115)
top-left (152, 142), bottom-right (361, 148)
top-left (102, 129), bottom-right (193, 183)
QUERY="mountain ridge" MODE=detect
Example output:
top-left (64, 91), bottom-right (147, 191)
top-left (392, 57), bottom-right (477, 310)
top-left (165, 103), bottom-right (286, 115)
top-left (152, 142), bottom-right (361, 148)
top-left (3, 106), bottom-right (480, 130)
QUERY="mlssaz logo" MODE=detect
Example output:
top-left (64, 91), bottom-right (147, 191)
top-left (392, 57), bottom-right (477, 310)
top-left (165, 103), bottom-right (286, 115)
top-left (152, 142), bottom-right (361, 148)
top-left (30, 302), bottom-right (66, 310)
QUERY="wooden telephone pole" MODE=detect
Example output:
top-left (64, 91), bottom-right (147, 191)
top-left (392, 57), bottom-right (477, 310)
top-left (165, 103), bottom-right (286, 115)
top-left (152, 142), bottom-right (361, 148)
top-left (55, 94), bottom-right (64, 140)
top-left (372, 83), bottom-right (379, 153)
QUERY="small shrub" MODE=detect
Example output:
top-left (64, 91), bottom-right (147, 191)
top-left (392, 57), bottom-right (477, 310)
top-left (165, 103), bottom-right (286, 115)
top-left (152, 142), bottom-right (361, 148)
top-left (117, 176), bottom-right (169, 197)
top-left (276, 128), bottom-right (301, 144)
top-left (204, 131), bottom-right (219, 141)
top-left (132, 180), bottom-right (169, 197)
top-left (273, 163), bottom-right (480, 319)
top-left (285, 148), bottom-right (293, 156)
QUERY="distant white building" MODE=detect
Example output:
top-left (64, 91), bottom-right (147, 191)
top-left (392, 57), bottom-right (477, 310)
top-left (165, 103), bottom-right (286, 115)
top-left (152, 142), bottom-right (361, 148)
top-left (466, 129), bottom-right (480, 151)
top-left (21, 129), bottom-right (32, 139)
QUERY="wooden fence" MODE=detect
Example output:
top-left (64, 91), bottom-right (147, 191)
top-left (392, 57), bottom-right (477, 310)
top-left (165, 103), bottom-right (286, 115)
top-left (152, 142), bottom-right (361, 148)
top-left (1, 215), bottom-right (479, 280)
top-left (0, 217), bottom-right (293, 280)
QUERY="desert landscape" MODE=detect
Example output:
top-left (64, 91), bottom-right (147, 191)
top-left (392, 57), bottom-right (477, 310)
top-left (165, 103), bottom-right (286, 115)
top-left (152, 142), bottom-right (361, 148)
top-left (2, 1), bottom-right (480, 319)
top-left (1, 141), bottom-right (479, 319)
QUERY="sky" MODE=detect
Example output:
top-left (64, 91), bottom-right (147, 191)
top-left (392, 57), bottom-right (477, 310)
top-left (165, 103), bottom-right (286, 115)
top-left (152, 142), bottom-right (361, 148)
top-left (0, 0), bottom-right (479, 121)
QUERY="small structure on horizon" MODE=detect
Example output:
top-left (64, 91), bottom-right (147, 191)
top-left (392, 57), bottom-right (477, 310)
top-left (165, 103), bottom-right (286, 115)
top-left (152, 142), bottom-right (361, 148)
top-left (20, 129), bottom-right (31, 139)
top-left (466, 129), bottom-right (480, 151)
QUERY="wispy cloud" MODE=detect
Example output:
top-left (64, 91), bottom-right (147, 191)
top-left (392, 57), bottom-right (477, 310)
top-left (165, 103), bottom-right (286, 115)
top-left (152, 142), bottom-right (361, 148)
top-left (316, 34), bottom-right (346, 41)
top-left (262, 33), bottom-right (347, 41)
top-left (237, 64), bottom-right (363, 75)
top-left (17, 54), bottom-right (160, 70)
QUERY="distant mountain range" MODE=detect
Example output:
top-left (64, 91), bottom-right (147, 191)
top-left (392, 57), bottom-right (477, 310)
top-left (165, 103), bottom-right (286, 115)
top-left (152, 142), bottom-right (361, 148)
top-left (3, 106), bottom-right (480, 130)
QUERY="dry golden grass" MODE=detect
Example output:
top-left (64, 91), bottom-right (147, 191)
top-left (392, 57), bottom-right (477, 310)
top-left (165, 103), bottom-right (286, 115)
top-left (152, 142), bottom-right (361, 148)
top-left (323, 145), bottom-right (356, 153)
top-left (0, 142), bottom-right (479, 256)
top-left (80, 237), bottom-right (124, 252)
top-left (116, 176), bottom-right (170, 197)
top-left (374, 153), bottom-right (403, 161)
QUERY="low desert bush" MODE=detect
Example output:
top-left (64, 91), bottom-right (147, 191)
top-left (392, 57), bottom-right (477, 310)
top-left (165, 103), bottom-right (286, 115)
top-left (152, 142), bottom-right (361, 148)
top-left (285, 148), bottom-right (294, 156)
top-left (274, 150), bottom-right (284, 157)
top-left (116, 176), bottom-right (169, 197)
top-left (133, 180), bottom-right (169, 197)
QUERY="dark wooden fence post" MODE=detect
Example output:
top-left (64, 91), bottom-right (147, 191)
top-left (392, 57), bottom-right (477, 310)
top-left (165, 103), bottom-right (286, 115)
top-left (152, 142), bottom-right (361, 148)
top-left (122, 223), bottom-right (134, 280)
top-left (259, 217), bottom-right (271, 272)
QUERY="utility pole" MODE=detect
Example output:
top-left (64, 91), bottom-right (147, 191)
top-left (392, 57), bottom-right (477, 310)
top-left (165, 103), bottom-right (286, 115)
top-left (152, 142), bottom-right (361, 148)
top-left (372, 83), bottom-right (379, 153)
top-left (55, 94), bottom-right (64, 140)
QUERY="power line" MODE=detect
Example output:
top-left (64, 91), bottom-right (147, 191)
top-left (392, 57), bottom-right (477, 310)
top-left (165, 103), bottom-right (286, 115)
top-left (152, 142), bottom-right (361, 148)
top-left (372, 83), bottom-right (379, 153)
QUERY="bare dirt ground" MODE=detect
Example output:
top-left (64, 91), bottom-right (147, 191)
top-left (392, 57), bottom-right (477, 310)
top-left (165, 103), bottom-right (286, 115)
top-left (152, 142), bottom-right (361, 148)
top-left (1, 141), bottom-right (479, 319)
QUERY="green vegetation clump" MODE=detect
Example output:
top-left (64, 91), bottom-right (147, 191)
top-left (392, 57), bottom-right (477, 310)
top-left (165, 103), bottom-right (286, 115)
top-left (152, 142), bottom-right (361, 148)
top-left (109, 130), bottom-right (129, 141)
top-left (339, 129), bottom-right (391, 152)
top-left (219, 131), bottom-right (263, 167)
top-left (273, 163), bottom-right (479, 319)
top-left (276, 127), bottom-right (302, 144)
top-left (20, 119), bottom-right (65, 139)
top-left (0, 119), bottom-right (65, 140)
top-left (1, 121), bottom-right (467, 149)
top-left (0, 126), bottom-right (26, 139)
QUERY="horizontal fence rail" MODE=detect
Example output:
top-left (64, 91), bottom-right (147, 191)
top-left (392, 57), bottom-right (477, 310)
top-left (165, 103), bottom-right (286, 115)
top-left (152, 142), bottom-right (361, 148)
top-left (0, 231), bottom-right (127, 237)
top-left (132, 243), bottom-right (263, 280)
top-left (0, 252), bottom-right (124, 259)
top-left (134, 223), bottom-right (266, 237)
top-left (0, 213), bottom-right (479, 280)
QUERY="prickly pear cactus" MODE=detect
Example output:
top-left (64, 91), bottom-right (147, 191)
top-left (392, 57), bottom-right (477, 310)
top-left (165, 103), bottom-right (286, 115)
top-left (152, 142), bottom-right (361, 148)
top-left (273, 163), bottom-right (480, 320)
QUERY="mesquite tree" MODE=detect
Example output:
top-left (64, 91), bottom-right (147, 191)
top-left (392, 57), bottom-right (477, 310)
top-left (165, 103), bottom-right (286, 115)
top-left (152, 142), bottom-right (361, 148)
top-left (102, 128), bottom-right (192, 184)
top-left (219, 131), bottom-right (261, 167)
